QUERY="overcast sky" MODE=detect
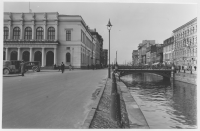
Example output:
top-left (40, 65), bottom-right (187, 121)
top-left (3, 0), bottom-right (198, 64)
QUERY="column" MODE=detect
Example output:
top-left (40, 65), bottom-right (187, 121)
top-left (30, 47), bottom-right (33, 61)
top-left (20, 24), bottom-right (23, 40)
top-left (55, 23), bottom-right (58, 41)
top-left (43, 23), bottom-right (47, 40)
top-left (8, 24), bottom-right (11, 39)
top-left (54, 47), bottom-right (57, 65)
top-left (32, 24), bottom-right (35, 40)
top-left (17, 47), bottom-right (20, 60)
top-left (6, 48), bottom-right (9, 60)
top-left (42, 48), bottom-right (45, 67)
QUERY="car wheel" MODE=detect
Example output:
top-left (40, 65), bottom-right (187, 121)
top-left (3, 69), bottom-right (10, 75)
top-left (32, 66), bottom-right (38, 72)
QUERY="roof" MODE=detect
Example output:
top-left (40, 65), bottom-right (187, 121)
top-left (172, 17), bottom-right (197, 33)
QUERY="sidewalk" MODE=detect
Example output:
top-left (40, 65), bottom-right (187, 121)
top-left (89, 78), bottom-right (129, 128)
top-left (83, 76), bottom-right (149, 129)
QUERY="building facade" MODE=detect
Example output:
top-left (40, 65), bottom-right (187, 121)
top-left (3, 12), bottom-right (99, 68)
top-left (132, 50), bottom-right (138, 65)
top-left (172, 17), bottom-right (197, 68)
top-left (156, 45), bottom-right (163, 63)
top-left (138, 40), bottom-right (155, 65)
top-left (102, 49), bottom-right (108, 67)
top-left (163, 36), bottom-right (174, 65)
top-left (90, 28), bottom-right (104, 68)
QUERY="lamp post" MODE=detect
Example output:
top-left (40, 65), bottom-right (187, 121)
top-left (107, 19), bottom-right (112, 78)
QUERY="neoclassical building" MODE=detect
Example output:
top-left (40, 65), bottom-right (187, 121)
top-left (172, 17), bottom-right (197, 68)
top-left (3, 12), bottom-right (98, 68)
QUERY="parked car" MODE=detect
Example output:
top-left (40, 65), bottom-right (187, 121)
top-left (3, 60), bottom-right (22, 75)
top-left (25, 61), bottom-right (41, 72)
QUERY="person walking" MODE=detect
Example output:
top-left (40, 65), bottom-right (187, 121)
top-left (20, 60), bottom-right (25, 76)
top-left (69, 64), bottom-right (72, 71)
top-left (61, 62), bottom-right (65, 73)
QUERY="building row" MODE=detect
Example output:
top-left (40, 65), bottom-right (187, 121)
top-left (132, 17), bottom-right (197, 69)
top-left (3, 12), bottom-right (108, 68)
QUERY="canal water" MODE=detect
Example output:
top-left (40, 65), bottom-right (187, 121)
top-left (121, 73), bottom-right (197, 129)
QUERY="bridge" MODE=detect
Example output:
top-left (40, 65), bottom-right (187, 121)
top-left (114, 66), bottom-right (175, 81)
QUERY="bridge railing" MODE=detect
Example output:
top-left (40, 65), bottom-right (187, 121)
top-left (117, 65), bottom-right (173, 70)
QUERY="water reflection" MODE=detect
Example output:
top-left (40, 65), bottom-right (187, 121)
top-left (121, 73), bottom-right (197, 129)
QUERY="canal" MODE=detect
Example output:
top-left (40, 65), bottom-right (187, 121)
top-left (121, 73), bottom-right (197, 129)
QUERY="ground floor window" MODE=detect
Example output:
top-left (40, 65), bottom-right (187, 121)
top-left (3, 51), bottom-right (5, 60)
top-left (66, 52), bottom-right (71, 63)
top-left (10, 51), bottom-right (18, 60)
top-left (34, 51), bottom-right (42, 64)
top-left (23, 51), bottom-right (30, 61)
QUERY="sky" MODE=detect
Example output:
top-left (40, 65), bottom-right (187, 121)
top-left (2, 0), bottom-right (198, 64)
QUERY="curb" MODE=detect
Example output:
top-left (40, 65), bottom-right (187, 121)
top-left (81, 77), bottom-right (108, 128)
top-left (117, 81), bottom-right (150, 129)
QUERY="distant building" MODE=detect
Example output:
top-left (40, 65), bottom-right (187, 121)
top-left (150, 44), bottom-right (162, 64)
top-left (132, 50), bottom-right (138, 65)
top-left (3, 12), bottom-right (98, 69)
top-left (138, 40), bottom-right (155, 65)
top-left (163, 36), bottom-right (174, 65)
top-left (103, 49), bottom-right (108, 67)
top-left (156, 45), bottom-right (163, 63)
top-left (90, 28), bottom-right (104, 68)
top-left (172, 17), bottom-right (197, 68)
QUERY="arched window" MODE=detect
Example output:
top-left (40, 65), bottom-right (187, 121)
top-left (47, 27), bottom-right (55, 40)
top-left (36, 27), bottom-right (43, 40)
top-left (66, 53), bottom-right (71, 63)
top-left (24, 27), bottom-right (32, 40)
top-left (4, 27), bottom-right (9, 40)
top-left (10, 51), bottom-right (18, 60)
top-left (3, 51), bottom-right (6, 60)
top-left (13, 27), bottom-right (20, 40)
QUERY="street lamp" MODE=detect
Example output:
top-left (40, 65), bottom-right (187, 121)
top-left (107, 19), bottom-right (112, 78)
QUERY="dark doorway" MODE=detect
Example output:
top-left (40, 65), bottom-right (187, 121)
top-left (46, 51), bottom-right (54, 66)
top-left (10, 51), bottom-right (17, 60)
top-left (23, 51), bottom-right (30, 62)
top-left (34, 51), bottom-right (42, 64)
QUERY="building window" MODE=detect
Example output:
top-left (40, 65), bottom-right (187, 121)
top-left (47, 27), bottom-right (55, 40)
top-left (4, 27), bottom-right (9, 40)
top-left (66, 47), bottom-right (70, 50)
top-left (66, 30), bottom-right (71, 41)
top-left (13, 27), bottom-right (20, 40)
top-left (24, 27), bottom-right (32, 40)
top-left (36, 27), bottom-right (43, 40)
top-left (3, 51), bottom-right (5, 60)
top-left (66, 52), bottom-right (71, 62)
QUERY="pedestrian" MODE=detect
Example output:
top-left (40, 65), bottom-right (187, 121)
top-left (54, 64), bottom-right (56, 70)
top-left (194, 66), bottom-right (196, 71)
top-left (69, 64), bottom-right (72, 71)
top-left (58, 64), bottom-right (60, 71)
top-left (61, 62), bottom-right (65, 73)
top-left (20, 60), bottom-right (25, 76)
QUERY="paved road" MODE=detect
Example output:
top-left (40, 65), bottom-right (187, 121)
top-left (3, 69), bottom-right (107, 128)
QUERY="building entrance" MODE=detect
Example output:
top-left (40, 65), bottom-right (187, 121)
top-left (46, 51), bottom-right (54, 66)
top-left (23, 51), bottom-right (30, 62)
top-left (34, 51), bottom-right (42, 64)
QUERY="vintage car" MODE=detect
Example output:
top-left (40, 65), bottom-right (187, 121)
top-left (3, 60), bottom-right (22, 75)
top-left (3, 61), bottom-right (41, 75)
top-left (25, 61), bottom-right (41, 72)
